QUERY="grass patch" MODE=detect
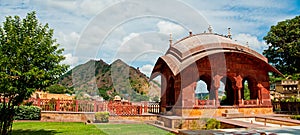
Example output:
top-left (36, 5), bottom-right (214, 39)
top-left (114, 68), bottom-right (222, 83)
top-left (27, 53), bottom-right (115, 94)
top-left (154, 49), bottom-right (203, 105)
top-left (96, 124), bottom-right (173, 135)
top-left (12, 122), bottom-right (106, 135)
top-left (12, 122), bottom-right (173, 135)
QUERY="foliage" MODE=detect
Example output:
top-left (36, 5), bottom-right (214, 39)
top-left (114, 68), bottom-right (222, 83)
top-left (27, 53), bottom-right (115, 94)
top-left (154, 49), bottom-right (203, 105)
top-left (291, 115), bottom-right (300, 120)
top-left (263, 15), bottom-right (300, 78)
top-left (48, 98), bottom-right (57, 111)
top-left (0, 11), bottom-right (68, 134)
top-left (189, 120), bottom-right (204, 130)
top-left (94, 112), bottom-right (109, 123)
top-left (12, 122), bottom-right (107, 135)
top-left (14, 106), bottom-right (41, 120)
top-left (269, 75), bottom-right (285, 84)
top-left (203, 94), bottom-right (209, 100)
top-left (274, 96), bottom-right (300, 102)
top-left (243, 83), bottom-right (250, 100)
top-left (152, 96), bottom-right (160, 102)
top-left (98, 86), bottom-right (112, 100)
top-left (205, 118), bottom-right (221, 130)
top-left (46, 84), bottom-right (72, 94)
top-left (220, 93), bottom-right (227, 105)
top-left (131, 91), bottom-right (149, 102)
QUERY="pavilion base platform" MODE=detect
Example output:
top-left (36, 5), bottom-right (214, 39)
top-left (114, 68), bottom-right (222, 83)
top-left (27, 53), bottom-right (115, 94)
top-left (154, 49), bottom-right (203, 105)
top-left (157, 106), bottom-right (274, 130)
top-left (166, 106), bottom-right (273, 117)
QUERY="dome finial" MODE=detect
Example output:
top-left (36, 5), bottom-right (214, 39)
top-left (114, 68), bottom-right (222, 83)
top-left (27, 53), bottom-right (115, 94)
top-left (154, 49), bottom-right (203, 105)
top-left (228, 27), bottom-right (232, 39)
top-left (169, 33), bottom-right (173, 47)
top-left (208, 25), bottom-right (213, 33)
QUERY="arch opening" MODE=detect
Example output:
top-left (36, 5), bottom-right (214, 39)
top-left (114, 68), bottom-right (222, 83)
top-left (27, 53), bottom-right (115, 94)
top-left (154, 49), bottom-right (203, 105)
top-left (242, 77), bottom-right (258, 100)
top-left (220, 77), bottom-right (235, 106)
top-left (166, 77), bottom-right (175, 111)
top-left (195, 74), bottom-right (212, 100)
top-left (195, 80), bottom-right (209, 100)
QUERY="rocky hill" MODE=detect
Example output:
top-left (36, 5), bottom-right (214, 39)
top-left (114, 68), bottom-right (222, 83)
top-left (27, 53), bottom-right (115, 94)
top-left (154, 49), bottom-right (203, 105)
top-left (59, 59), bottom-right (160, 101)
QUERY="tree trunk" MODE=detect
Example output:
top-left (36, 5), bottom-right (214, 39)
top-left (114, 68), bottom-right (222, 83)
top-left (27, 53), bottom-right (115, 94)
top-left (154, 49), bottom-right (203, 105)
top-left (0, 98), bottom-right (15, 135)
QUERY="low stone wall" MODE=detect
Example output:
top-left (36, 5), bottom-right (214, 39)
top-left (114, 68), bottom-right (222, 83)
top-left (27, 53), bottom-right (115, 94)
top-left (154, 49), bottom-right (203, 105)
top-left (173, 107), bottom-right (273, 117)
top-left (158, 116), bottom-right (209, 129)
top-left (41, 111), bottom-right (95, 122)
top-left (41, 111), bottom-right (157, 122)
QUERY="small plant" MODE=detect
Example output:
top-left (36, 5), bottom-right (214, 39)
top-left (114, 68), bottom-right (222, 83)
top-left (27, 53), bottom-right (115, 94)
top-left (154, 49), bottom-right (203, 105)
top-left (175, 119), bottom-right (183, 129)
top-left (205, 118), bottom-right (220, 130)
top-left (291, 115), bottom-right (300, 120)
top-left (95, 111), bottom-right (109, 123)
top-left (190, 120), bottom-right (201, 130)
top-left (48, 98), bottom-right (57, 111)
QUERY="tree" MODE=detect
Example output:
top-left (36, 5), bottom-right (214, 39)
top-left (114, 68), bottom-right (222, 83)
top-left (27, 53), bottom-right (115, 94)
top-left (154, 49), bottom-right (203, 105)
top-left (46, 84), bottom-right (71, 94)
top-left (0, 12), bottom-right (68, 134)
top-left (243, 83), bottom-right (250, 100)
top-left (263, 16), bottom-right (300, 78)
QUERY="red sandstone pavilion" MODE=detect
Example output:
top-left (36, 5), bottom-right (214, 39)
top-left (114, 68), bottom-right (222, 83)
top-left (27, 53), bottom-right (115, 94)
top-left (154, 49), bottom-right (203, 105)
top-left (150, 27), bottom-right (282, 117)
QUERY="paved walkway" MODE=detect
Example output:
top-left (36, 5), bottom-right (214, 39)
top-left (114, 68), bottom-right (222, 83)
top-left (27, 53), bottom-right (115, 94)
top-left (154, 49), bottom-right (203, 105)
top-left (215, 126), bottom-right (300, 135)
top-left (216, 117), bottom-right (269, 128)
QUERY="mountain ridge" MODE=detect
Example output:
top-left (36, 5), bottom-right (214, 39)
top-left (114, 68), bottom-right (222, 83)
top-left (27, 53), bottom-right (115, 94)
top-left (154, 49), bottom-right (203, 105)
top-left (59, 59), bottom-right (160, 101)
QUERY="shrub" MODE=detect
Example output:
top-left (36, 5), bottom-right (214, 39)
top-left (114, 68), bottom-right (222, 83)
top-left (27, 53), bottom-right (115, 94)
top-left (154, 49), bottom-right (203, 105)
top-left (14, 105), bottom-right (41, 120)
top-left (205, 118), bottom-right (220, 130)
top-left (291, 115), bottom-right (300, 120)
top-left (95, 112), bottom-right (109, 123)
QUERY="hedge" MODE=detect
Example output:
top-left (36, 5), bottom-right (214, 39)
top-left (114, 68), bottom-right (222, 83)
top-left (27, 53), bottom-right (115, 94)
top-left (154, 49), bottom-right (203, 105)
top-left (14, 105), bottom-right (41, 120)
top-left (95, 111), bottom-right (109, 123)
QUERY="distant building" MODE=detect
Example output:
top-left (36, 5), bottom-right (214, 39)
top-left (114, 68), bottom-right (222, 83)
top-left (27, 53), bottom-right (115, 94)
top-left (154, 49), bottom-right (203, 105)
top-left (32, 91), bottom-right (75, 100)
top-left (271, 79), bottom-right (300, 99)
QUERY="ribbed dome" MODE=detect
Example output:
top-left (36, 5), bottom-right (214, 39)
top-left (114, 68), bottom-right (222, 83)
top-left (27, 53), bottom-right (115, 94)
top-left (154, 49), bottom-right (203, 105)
top-left (151, 33), bottom-right (281, 78)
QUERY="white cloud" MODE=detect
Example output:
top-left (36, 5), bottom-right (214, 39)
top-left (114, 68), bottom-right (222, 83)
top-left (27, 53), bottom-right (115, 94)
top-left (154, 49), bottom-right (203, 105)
top-left (1, 0), bottom-right (299, 69)
top-left (140, 64), bottom-right (154, 77)
top-left (62, 53), bottom-right (79, 66)
top-left (122, 33), bottom-right (140, 45)
top-left (157, 21), bottom-right (185, 35)
top-left (78, 0), bottom-right (120, 16)
top-left (56, 32), bottom-right (80, 52)
top-left (114, 32), bottom-right (169, 64)
top-left (232, 33), bottom-right (267, 53)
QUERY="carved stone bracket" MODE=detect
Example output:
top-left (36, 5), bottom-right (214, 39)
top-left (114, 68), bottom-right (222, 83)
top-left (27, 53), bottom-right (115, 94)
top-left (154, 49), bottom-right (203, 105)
top-left (234, 75), bottom-right (243, 89)
top-left (213, 75), bottom-right (223, 89)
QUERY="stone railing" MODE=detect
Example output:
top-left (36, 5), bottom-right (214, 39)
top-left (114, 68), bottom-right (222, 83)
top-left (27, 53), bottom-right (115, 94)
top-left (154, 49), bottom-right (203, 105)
top-left (26, 98), bottom-right (148, 115)
top-left (194, 99), bottom-right (216, 107)
top-left (148, 102), bottom-right (160, 114)
top-left (241, 99), bottom-right (260, 106)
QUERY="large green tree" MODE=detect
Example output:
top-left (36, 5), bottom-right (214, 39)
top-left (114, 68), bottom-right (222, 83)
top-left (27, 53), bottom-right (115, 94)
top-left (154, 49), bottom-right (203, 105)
top-left (263, 15), bottom-right (300, 78)
top-left (0, 12), bottom-right (68, 134)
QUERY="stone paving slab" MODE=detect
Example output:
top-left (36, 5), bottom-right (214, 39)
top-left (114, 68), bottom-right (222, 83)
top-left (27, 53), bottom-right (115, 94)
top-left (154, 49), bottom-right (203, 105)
top-left (216, 117), bottom-right (269, 128)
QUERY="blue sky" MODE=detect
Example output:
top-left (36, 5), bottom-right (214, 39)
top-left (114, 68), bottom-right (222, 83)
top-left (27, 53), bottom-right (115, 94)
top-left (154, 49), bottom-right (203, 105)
top-left (0, 0), bottom-right (299, 77)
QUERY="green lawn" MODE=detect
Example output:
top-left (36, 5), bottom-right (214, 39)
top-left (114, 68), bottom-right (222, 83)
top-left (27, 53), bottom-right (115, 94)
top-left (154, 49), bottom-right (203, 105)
top-left (12, 122), bottom-right (173, 135)
top-left (96, 124), bottom-right (173, 135)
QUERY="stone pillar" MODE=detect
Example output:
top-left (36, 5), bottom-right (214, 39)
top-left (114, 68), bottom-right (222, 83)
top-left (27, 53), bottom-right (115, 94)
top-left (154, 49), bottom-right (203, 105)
top-left (182, 82), bottom-right (196, 107)
top-left (213, 75), bottom-right (223, 106)
top-left (160, 76), bottom-right (167, 113)
top-left (234, 75), bottom-right (243, 106)
top-left (209, 89), bottom-right (215, 100)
